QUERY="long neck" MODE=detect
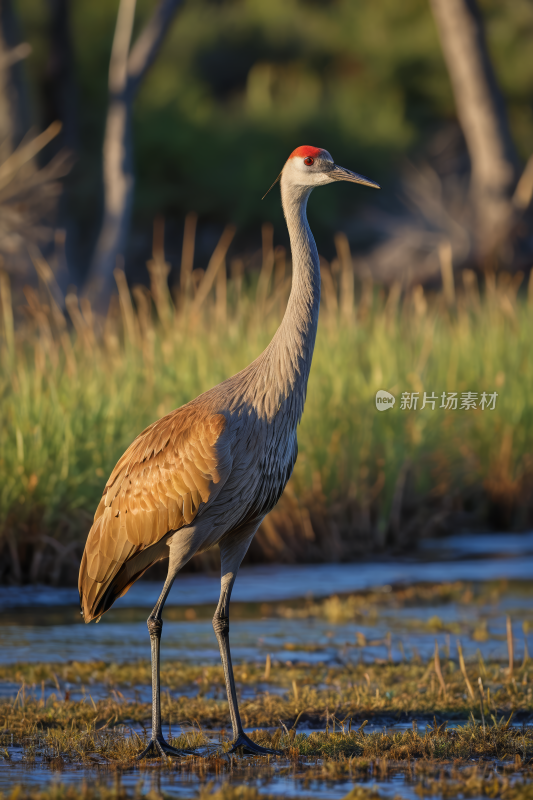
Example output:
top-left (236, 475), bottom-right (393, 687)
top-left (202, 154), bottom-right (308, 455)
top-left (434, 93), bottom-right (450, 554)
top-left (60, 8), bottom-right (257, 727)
top-left (276, 180), bottom-right (321, 395)
top-left (237, 179), bottom-right (321, 421)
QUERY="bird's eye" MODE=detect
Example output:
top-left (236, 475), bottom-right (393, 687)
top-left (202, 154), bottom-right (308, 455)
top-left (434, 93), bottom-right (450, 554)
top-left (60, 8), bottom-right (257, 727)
top-left (304, 157), bottom-right (314, 166)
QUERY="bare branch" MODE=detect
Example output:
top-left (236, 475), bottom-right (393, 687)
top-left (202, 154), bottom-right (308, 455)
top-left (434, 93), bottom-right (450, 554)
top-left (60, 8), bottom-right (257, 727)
top-left (0, 42), bottom-right (31, 70)
top-left (513, 155), bottom-right (533, 212)
top-left (109, 0), bottom-right (137, 96)
top-left (127, 0), bottom-right (184, 96)
top-left (85, 0), bottom-right (184, 305)
top-left (0, 120), bottom-right (62, 192)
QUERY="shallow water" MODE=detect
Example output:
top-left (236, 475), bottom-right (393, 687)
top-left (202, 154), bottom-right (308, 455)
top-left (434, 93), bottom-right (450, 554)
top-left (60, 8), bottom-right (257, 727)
top-left (0, 756), bottom-right (419, 800)
top-left (0, 728), bottom-right (517, 800)
top-left (3, 532), bottom-right (533, 611)
top-left (1, 567), bottom-right (533, 667)
top-left (0, 602), bottom-right (531, 668)
top-left (2, 533), bottom-right (533, 667)
top-left (2, 533), bottom-right (533, 798)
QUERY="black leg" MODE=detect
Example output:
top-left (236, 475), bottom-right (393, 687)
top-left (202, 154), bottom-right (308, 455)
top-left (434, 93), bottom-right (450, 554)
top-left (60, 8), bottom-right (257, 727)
top-left (136, 573), bottom-right (196, 759)
top-left (214, 533), bottom-right (282, 757)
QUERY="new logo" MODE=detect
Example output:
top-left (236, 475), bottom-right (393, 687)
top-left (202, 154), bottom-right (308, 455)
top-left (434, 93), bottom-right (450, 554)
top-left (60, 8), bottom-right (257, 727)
top-left (375, 390), bottom-right (396, 411)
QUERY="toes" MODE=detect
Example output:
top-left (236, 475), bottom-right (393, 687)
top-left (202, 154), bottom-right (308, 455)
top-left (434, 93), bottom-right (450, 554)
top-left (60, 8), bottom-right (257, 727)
top-left (136, 738), bottom-right (196, 760)
top-left (136, 742), bottom-right (157, 760)
top-left (247, 747), bottom-right (282, 756)
top-left (229, 736), bottom-right (282, 756)
top-left (163, 746), bottom-right (196, 757)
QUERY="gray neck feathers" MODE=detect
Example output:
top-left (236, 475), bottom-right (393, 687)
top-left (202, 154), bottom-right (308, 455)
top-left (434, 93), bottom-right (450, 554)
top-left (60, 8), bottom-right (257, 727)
top-left (232, 177), bottom-right (321, 422)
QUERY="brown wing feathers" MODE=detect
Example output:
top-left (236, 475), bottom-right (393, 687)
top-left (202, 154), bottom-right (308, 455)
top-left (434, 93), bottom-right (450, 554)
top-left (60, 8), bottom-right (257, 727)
top-left (79, 407), bottom-right (226, 622)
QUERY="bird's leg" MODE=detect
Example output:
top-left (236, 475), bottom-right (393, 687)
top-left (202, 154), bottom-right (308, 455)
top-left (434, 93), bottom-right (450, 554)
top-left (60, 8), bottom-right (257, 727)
top-left (214, 536), bottom-right (282, 757)
top-left (136, 574), bottom-right (195, 760)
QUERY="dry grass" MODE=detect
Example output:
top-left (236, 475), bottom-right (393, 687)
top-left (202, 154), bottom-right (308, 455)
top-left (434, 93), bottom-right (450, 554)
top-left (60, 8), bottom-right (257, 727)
top-left (1, 712), bottom-right (533, 764)
top-left (3, 625), bottom-right (533, 796)
top-left (2, 722), bottom-right (533, 798)
top-left (2, 584), bottom-right (533, 795)
top-left (2, 649), bottom-right (533, 736)
top-left (2, 582), bottom-right (532, 738)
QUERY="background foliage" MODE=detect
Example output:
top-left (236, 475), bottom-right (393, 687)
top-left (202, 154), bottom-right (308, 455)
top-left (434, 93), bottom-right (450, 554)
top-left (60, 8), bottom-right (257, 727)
top-left (1, 255), bottom-right (532, 582)
top-left (1, 0), bottom-right (533, 581)
top-left (16, 0), bottom-right (533, 256)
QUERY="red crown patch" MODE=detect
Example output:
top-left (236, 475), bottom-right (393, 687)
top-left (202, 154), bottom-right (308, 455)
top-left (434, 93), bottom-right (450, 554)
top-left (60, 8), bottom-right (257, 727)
top-left (288, 146), bottom-right (323, 160)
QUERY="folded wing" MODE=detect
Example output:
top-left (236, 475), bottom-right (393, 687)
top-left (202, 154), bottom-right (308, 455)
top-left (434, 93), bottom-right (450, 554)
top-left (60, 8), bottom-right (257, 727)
top-left (79, 405), bottom-right (229, 622)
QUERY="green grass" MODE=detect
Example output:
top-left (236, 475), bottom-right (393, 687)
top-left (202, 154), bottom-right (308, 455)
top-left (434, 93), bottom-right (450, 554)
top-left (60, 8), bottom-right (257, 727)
top-left (1, 247), bottom-right (532, 579)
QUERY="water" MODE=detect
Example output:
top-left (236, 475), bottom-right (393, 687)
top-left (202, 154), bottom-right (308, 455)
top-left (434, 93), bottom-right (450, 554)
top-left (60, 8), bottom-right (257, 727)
top-left (0, 600), bottom-right (530, 667)
top-left (2, 534), bottom-right (533, 667)
top-left (3, 535), bottom-right (533, 610)
top-left (2, 532), bottom-right (533, 798)
top-left (0, 759), bottom-right (420, 800)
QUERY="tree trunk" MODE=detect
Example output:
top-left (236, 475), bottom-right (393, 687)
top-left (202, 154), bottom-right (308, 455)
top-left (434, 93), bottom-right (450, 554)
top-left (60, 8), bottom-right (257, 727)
top-left (0, 0), bottom-right (32, 159)
top-left (86, 95), bottom-right (135, 305)
top-left (429, 0), bottom-right (520, 255)
top-left (41, 0), bottom-right (79, 292)
top-left (84, 0), bottom-right (184, 309)
top-left (43, 0), bottom-right (78, 152)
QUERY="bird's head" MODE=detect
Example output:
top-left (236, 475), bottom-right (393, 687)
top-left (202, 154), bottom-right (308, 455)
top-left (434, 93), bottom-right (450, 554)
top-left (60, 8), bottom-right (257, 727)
top-left (263, 146), bottom-right (380, 199)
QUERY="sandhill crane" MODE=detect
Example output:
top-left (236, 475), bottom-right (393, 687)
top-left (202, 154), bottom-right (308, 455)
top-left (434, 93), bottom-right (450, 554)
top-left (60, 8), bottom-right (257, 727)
top-left (79, 146), bottom-right (379, 758)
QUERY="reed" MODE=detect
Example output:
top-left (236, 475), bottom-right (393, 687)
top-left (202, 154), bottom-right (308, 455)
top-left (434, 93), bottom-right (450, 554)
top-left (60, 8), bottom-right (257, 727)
top-left (0, 230), bottom-right (532, 581)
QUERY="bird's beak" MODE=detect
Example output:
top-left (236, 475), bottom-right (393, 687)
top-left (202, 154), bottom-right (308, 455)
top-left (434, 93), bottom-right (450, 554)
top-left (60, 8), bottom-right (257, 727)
top-left (330, 165), bottom-right (380, 189)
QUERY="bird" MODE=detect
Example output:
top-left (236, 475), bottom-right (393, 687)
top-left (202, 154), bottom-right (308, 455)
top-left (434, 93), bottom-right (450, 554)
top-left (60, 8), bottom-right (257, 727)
top-left (78, 145), bottom-right (379, 759)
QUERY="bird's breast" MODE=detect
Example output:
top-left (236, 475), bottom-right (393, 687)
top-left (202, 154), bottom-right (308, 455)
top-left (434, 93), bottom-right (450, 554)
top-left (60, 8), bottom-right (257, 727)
top-left (207, 386), bottom-right (302, 533)
top-left (243, 417), bottom-right (299, 522)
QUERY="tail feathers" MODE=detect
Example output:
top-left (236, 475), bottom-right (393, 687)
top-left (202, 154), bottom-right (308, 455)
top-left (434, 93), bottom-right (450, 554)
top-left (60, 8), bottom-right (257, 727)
top-left (79, 535), bottom-right (171, 623)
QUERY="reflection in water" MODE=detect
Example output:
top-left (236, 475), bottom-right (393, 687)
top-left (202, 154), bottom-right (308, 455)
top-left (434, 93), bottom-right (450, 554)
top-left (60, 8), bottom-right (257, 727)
top-left (0, 757), bottom-right (421, 800)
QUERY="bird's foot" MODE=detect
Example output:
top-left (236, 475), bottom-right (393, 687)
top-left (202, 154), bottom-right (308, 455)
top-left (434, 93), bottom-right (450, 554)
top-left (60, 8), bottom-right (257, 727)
top-left (229, 732), bottom-right (282, 756)
top-left (136, 735), bottom-right (196, 760)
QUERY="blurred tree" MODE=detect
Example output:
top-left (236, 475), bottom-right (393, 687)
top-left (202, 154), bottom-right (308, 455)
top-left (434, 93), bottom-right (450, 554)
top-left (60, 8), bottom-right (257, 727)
top-left (429, 0), bottom-right (520, 256)
top-left (0, 2), bottom-right (72, 286)
top-left (42, 0), bottom-right (77, 152)
top-left (12, 0), bottom-right (533, 276)
top-left (84, 0), bottom-right (184, 307)
top-left (0, 0), bottom-right (32, 159)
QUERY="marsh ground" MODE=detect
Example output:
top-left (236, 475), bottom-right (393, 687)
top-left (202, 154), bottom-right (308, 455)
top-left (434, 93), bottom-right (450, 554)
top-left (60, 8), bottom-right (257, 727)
top-left (3, 551), bottom-right (533, 798)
